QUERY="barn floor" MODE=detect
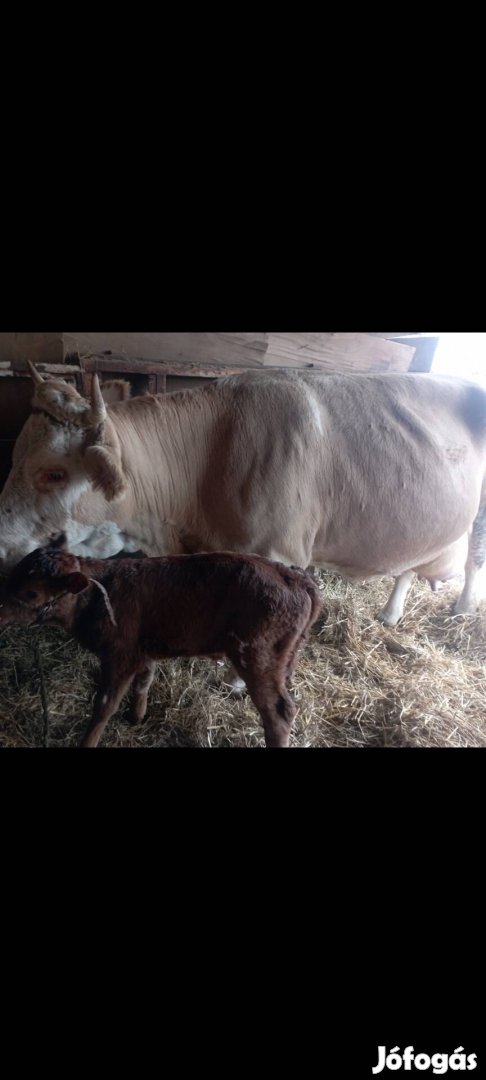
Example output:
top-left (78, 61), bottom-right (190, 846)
top-left (1, 572), bottom-right (485, 748)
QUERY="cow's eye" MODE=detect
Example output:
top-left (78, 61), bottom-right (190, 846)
top-left (24, 589), bottom-right (39, 601)
top-left (47, 471), bottom-right (66, 482)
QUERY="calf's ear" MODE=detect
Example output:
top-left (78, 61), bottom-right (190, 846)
top-left (62, 572), bottom-right (90, 594)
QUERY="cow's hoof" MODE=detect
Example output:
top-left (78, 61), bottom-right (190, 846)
top-left (452, 601), bottom-right (476, 616)
top-left (376, 609), bottom-right (400, 627)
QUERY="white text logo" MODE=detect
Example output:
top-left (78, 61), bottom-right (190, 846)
top-left (372, 1048), bottom-right (477, 1075)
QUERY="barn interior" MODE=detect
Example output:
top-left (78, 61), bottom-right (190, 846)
top-left (0, 332), bottom-right (485, 748)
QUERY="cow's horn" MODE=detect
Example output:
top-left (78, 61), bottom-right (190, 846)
top-left (90, 374), bottom-right (107, 425)
top-left (27, 359), bottom-right (44, 385)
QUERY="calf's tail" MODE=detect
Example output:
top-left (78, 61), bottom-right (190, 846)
top-left (288, 564), bottom-right (323, 634)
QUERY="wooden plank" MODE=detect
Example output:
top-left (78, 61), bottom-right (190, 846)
top-left (17, 361), bottom-right (80, 373)
top-left (80, 356), bottom-right (172, 375)
top-left (80, 355), bottom-right (265, 379)
top-left (264, 333), bottom-right (415, 372)
top-left (11, 361), bottom-right (80, 375)
top-left (0, 361), bottom-right (80, 382)
top-left (63, 332), bottom-right (269, 369)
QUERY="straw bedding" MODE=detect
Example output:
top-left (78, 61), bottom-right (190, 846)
top-left (1, 572), bottom-right (485, 748)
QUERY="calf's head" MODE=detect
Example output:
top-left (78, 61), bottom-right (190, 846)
top-left (0, 534), bottom-right (90, 622)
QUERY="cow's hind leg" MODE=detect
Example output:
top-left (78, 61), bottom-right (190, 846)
top-left (377, 570), bottom-right (415, 626)
top-left (454, 504), bottom-right (486, 615)
top-left (128, 660), bottom-right (157, 725)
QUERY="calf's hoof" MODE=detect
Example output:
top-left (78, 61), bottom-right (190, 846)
top-left (127, 709), bottom-right (148, 726)
top-left (222, 677), bottom-right (247, 694)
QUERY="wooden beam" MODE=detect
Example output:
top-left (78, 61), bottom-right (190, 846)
top-left (264, 332), bottom-right (415, 372)
top-left (79, 355), bottom-right (267, 379)
top-left (0, 333), bottom-right (63, 364)
top-left (63, 332), bottom-right (269, 368)
top-left (0, 332), bottom-right (418, 376)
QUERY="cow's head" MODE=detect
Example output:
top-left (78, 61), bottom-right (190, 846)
top-left (0, 364), bottom-right (128, 567)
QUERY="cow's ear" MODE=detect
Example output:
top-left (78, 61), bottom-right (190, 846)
top-left (62, 572), bottom-right (90, 594)
top-left (83, 446), bottom-right (128, 502)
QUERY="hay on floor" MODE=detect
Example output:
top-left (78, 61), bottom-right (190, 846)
top-left (0, 572), bottom-right (485, 747)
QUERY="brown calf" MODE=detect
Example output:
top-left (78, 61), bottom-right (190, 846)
top-left (0, 536), bottom-right (322, 748)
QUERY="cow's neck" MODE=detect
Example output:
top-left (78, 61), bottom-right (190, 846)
top-left (82, 392), bottom-right (213, 555)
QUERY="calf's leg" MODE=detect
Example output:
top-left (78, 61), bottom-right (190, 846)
top-left (220, 661), bottom-right (246, 692)
top-left (128, 661), bottom-right (157, 725)
top-left (230, 646), bottom-right (297, 748)
top-left (248, 678), bottom-right (296, 748)
top-left (81, 666), bottom-right (136, 748)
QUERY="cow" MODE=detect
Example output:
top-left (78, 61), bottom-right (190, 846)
top-left (0, 363), bottom-right (485, 628)
top-left (0, 537), bottom-right (322, 748)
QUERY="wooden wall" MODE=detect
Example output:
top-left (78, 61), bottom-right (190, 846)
top-left (0, 332), bottom-right (416, 374)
